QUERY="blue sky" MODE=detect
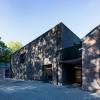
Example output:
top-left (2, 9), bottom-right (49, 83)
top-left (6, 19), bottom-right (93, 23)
top-left (0, 0), bottom-right (100, 45)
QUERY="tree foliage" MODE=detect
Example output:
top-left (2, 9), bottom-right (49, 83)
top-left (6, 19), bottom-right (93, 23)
top-left (0, 37), bottom-right (12, 62)
top-left (7, 41), bottom-right (23, 53)
top-left (0, 37), bottom-right (23, 62)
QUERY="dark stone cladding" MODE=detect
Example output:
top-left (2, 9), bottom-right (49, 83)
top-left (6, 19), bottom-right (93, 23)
top-left (82, 25), bottom-right (100, 92)
top-left (11, 22), bottom-right (81, 85)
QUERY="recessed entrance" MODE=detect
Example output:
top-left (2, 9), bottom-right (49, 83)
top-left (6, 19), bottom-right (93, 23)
top-left (43, 64), bottom-right (52, 83)
top-left (74, 67), bottom-right (82, 84)
top-left (62, 64), bottom-right (82, 85)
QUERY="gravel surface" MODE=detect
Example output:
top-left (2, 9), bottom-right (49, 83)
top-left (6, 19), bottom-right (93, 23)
top-left (0, 79), bottom-right (100, 100)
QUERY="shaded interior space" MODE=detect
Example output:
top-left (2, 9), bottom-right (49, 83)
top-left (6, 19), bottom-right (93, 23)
top-left (60, 42), bottom-right (82, 86)
top-left (62, 64), bottom-right (82, 85)
top-left (5, 69), bottom-right (10, 78)
top-left (61, 58), bottom-right (82, 86)
top-left (43, 64), bottom-right (52, 83)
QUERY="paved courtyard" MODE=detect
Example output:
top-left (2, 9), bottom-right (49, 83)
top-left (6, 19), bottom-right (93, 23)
top-left (0, 79), bottom-right (100, 100)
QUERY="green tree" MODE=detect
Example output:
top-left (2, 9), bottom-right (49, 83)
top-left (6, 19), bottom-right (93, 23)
top-left (7, 41), bottom-right (23, 53)
top-left (0, 37), bottom-right (12, 62)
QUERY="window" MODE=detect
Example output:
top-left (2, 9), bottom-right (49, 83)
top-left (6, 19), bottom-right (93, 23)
top-left (20, 53), bottom-right (26, 64)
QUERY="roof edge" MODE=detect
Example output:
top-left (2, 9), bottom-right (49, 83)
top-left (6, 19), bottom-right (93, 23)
top-left (12, 22), bottom-right (64, 55)
top-left (82, 24), bottom-right (100, 40)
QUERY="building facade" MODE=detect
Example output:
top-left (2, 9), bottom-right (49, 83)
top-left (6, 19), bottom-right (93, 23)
top-left (11, 22), bottom-right (100, 92)
top-left (11, 23), bottom-right (81, 85)
top-left (82, 25), bottom-right (100, 92)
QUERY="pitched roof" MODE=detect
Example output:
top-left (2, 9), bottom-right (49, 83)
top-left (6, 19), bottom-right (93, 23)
top-left (82, 24), bottom-right (100, 40)
top-left (12, 22), bottom-right (80, 55)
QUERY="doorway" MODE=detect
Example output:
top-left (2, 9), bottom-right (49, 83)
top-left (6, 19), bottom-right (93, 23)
top-left (62, 64), bottom-right (82, 85)
top-left (43, 64), bottom-right (52, 83)
top-left (74, 67), bottom-right (82, 84)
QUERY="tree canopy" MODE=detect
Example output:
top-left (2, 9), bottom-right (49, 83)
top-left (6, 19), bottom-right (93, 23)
top-left (0, 37), bottom-right (12, 62)
top-left (7, 41), bottom-right (23, 53)
top-left (0, 37), bottom-right (23, 62)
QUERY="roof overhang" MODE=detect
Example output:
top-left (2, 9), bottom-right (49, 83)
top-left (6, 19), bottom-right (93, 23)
top-left (60, 57), bottom-right (82, 65)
